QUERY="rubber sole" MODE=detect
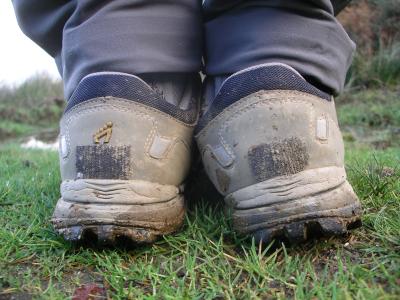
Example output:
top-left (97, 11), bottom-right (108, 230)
top-left (51, 179), bottom-right (185, 245)
top-left (225, 167), bottom-right (362, 244)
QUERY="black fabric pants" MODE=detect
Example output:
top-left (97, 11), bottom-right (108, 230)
top-left (12, 0), bottom-right (355, 98)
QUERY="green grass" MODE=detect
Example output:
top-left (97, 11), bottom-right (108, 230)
top-left (0, 56), bottom-right (399, 298)
top-left (0, 79), bottom-right (399, 298)
top-left (346, 42), bottom-right (400, 89)
top-left (0, 121), bottom-right (40, 140)
top-left (336, 88), bottom-right (400, 149)
top-left (0, 74), bottom-right (63, 141)
top-left (0, 142), bottom-right (399, 299)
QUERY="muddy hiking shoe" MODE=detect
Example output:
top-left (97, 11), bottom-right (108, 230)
top-left (52, 72), bottom-right (200, 245)
top-left (195, 63), bottom-right (362, 244)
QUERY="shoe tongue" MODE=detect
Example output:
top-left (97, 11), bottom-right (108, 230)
top-left (139, 73), bottom-right (200, 110)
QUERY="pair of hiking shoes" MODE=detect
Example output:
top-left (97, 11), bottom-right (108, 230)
top-left (52, 63), bottom-right (362, 245)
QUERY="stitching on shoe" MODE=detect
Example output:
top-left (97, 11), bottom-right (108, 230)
top-left (215, 97), bottom-right (315, 166)
top-left (62, 103), bottom-right (157, 162)
top-left (62, 101), bottom-right (194, 170)
top-left (64, 97), bottom-right (196, 128)
top-left (144, 125), bottom-right (158, 158)
top-left (143, 126), bottom-right (188, 160)
top-left (144, 130), bottom-right (188, 161)
top-left (197, 90), bottom-right (327, 138)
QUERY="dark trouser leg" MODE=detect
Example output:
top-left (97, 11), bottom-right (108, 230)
top-left (203, 0), bottom-right (355, 95)
top-left (13, 0), bottom-right (203, 99)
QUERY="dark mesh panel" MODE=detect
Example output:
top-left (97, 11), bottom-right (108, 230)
top-left (195, 65), bottom-right (330, 134)
top-left (76, 145), bottom-right (131, 180)
top-left (248, 138), bottom-right (309, 182)
top-left (65, 74), bottom-right (199, 124)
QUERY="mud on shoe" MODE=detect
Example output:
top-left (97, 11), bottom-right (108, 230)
top-left (52, 72), bottom-right (200, 245)
top-left (195, 63), bottom-right (362, 244)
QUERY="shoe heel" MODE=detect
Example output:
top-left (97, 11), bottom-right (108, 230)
top-left (225, 167), bottom-right (362, 244)
top-left (51, 179), bottom-right (185, 244)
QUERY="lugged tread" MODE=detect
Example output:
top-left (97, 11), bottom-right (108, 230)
top-left (56, 224), bottom-right (175, 246)
top-left (252, 216), bottom-right (362, 245)
top-left (227, 177), bottom-right (362, 245)
top-left (52, 179), bottom-right (185, 245)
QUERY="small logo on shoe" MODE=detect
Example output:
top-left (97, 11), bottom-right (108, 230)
top-left (93, 122), bottom-right (113, 144)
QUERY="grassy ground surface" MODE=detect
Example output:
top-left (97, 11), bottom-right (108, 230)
top-left (0, 87), bottom-right (399, 299)
top-left (0, 75), bottom-right (63, 142)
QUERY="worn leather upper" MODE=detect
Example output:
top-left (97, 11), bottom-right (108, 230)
top-left (59, 97), bottom-right (195, 186)
top-left (195, 64), bottom-right (345, 196)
